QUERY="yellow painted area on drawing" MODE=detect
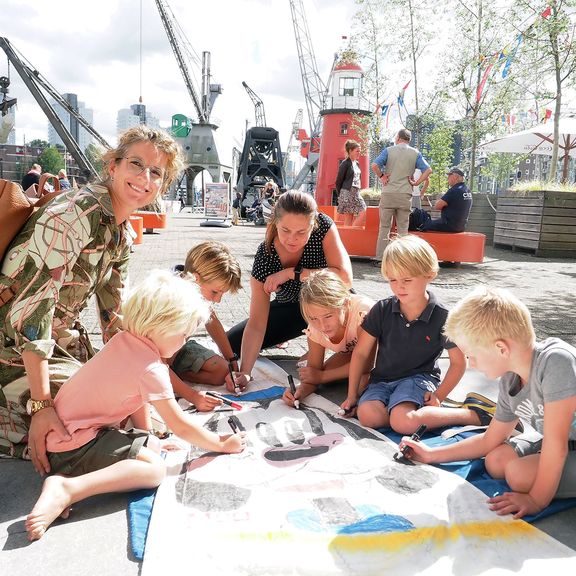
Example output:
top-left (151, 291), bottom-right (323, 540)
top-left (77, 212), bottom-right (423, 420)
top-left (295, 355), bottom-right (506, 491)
top-left (225, 519), bottom-right (536, 553)
top-left (331, 520), bottom-right (536, 553)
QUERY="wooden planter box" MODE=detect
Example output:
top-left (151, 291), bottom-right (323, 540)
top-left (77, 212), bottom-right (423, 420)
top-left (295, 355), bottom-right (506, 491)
top-left (422, 194), bottom-right (497, 244)
top-left (494, 190), bottom-right (576, 258)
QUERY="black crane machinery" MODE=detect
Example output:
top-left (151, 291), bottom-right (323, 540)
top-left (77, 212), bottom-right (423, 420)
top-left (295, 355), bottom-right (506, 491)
top-left (236, 81), bottom-right (284, 210)
top-left (0, 36), bottom-right (110, 180)
top-left (0, 75), bottom-right (16, 117)
top-left (154, 0), bottom-right (231, 200)
top-left (242, 81), bottom-right (266, 128)
top-left (0, 75), bottom-right (16, 144)
top-left (288, 0), bottom-right (337, 192)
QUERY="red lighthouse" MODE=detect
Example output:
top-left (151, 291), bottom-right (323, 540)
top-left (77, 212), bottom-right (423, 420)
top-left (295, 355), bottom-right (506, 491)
top-left (315, 56), bottom-right (372, 206)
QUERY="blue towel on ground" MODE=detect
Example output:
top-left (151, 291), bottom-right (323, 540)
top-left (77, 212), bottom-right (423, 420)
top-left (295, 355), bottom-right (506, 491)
top-left (383, 428), bottom-right (576, 523)
top-left (127, 487), bottom-right (157, 561)
top-left (126, 395), bottom-right (576, 560)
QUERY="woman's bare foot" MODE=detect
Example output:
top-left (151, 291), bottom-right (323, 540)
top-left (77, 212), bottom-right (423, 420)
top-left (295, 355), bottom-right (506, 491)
top-left (26, 476), bottom-right (72, 541)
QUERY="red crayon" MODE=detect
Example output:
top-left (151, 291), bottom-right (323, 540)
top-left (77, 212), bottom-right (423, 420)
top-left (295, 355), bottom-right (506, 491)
top-left (206, 391), bottom-right (242, 410)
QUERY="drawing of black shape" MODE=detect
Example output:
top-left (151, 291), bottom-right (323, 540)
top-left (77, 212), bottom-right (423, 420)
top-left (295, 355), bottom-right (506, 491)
top-left (263, 433), bottom-right (344, 465)
top-left (179, 479), bottom-right (251, 512)
top-left (284, 420), bottom-right (306, 445)
top-left (375, 464), bottom-right (439, 494)
top-left (255, 421), bottom-right (283, 447)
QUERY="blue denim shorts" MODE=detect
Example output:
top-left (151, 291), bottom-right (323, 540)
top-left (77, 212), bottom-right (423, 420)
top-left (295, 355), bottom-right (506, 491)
top-left (358, 373), bottom-right (439, 412)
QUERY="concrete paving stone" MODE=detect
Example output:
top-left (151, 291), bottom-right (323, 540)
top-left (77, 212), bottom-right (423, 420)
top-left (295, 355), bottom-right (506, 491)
top-left (2, 212), bottom-right (576, 574)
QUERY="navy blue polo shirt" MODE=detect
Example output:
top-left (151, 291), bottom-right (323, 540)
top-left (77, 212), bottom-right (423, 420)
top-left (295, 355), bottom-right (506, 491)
top-left (439, 182), bottom-right (473, 232)
top-left (362, 291), bottom-right (455, 383)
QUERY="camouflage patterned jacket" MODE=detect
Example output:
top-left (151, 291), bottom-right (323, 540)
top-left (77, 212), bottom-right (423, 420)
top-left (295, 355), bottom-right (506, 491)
top-left (0, 184), bottom-right (132, 385)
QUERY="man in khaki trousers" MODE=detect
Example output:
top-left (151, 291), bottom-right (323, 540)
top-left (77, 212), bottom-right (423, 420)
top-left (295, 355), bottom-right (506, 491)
top-left (371, 129), bottom-right (432, 263)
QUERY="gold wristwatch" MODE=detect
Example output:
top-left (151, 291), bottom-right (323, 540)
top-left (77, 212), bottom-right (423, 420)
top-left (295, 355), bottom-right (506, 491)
top-left (26, 398), bottom-right (55, 416)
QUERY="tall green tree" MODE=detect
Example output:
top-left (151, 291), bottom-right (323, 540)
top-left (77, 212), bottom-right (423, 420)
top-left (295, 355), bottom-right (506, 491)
top-left (511, 0), bottom-right (576, 181)
top-left (28, 139), bottom-right (49, 149)
top-left (425, 123), bottom-right (455, 194)
top-left (85, 143), bottom-right (105, 178)
top-left (38, 146), bottom-right (63, 175)
top-left (353, 0), bottom-right (444, 148)
top-left (445, 0), bottom-right (519, 192)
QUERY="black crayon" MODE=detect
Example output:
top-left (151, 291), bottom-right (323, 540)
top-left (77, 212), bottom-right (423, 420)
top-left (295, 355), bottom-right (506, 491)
top-left (395, 424), bottom-right (427, 461)
top-left (228, 361), bottom-right (240, 394)
top-left (287, 374), bottom-right (300, 409)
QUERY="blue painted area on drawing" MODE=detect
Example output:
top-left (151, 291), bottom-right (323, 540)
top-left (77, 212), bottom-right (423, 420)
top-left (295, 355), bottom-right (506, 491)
top-left (233, 386), bottom-right (284, 402)
top-left (338, 514), bottom-right (415, 534)
top-left (287, 505), bottom-right (414, 535)
top-left (287, 509), bottom-right (325, 532)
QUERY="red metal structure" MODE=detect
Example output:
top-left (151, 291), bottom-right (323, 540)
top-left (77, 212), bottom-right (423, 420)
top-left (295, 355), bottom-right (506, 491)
top-left (314, 60), bottom-right (372, 206)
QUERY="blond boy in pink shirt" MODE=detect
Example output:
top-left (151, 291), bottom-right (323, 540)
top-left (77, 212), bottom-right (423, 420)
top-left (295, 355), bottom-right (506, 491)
top-left (26, 270), bottom-right (246, 541)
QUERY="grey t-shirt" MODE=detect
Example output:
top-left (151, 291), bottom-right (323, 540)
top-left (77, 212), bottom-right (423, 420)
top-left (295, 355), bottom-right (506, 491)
top-left (495, 338), bottom-right (576, 439)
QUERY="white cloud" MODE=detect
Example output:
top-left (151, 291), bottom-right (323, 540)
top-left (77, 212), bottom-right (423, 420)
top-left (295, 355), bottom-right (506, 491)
top-left (1, 0), bottom-right (357, 166)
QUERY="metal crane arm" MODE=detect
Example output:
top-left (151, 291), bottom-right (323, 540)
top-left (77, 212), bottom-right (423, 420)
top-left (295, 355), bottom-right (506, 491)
top-left (154, 0), bottom-right (206, 124)
top-left (242, 81), bottom-right (266, 128)
top-left (288, 0), bottom-right (327, 138)
top-left (0, 36), bottom-right (106, 179)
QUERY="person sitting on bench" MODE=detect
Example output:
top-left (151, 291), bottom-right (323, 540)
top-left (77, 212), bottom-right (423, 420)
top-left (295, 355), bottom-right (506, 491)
top-left (410, 167), bottom-right (472, 233)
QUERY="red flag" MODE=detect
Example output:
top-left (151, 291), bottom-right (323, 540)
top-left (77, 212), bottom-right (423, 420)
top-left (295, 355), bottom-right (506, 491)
top-left (541, 6), bottom-right (552, 19)
top-left (398, 80), bottom-right (411, 108)
top-left (541, 108), bottom-right (552, 123)
top-left (476, 64), bottom-right (493, 102)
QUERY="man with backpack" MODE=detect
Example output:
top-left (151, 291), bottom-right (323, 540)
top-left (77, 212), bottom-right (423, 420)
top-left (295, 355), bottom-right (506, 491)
top-left (409, 167), bottom-right (472, 233)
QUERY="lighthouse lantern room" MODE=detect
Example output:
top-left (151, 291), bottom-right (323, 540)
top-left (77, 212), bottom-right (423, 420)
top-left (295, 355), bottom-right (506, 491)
top-left (315, 54), bottom-right (372, 206)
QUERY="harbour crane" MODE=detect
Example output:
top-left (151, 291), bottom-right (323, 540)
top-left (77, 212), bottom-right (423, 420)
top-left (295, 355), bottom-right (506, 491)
top-left (288, 0), bottom-right (337, 192)
top-left (242, 81), bottom-right (266, 128)
top-left (154, 0), bottom-right (231, 193)
top-left (282, 108), bottom-right (303, 179)
top-left (0, 36), bottom-right (110, 180)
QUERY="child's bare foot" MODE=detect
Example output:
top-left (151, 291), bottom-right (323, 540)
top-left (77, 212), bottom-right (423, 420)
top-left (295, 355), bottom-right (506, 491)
top-left (26, 476), bottom-right (72, 541)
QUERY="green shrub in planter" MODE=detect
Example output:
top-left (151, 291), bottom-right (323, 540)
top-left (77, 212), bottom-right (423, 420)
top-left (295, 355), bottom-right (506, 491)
top-left (360, 188), bottom-right (381, 206)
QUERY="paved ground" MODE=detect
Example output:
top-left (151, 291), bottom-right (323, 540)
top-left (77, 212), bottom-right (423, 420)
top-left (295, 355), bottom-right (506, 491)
top-left (2, 211), bottom-right (576, 574)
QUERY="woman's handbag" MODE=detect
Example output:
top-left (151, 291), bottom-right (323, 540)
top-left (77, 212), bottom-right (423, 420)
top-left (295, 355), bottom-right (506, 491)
top-left (0, 174), bottom-right (63, 262)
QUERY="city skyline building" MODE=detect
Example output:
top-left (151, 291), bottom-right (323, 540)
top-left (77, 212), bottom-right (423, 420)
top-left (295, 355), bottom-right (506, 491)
top-left (116, 103), bottom-right (160, 134)
top-left (47, 93), bottom-right (94, 152)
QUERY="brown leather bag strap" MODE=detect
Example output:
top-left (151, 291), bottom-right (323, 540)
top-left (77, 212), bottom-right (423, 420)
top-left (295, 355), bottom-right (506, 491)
top-left (0, 282), bottom-right (20, 307)
top-left (38, 173), bottom-right (60, 195)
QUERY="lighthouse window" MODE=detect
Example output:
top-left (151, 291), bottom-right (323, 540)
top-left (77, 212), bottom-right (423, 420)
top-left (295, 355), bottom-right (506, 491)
top-left (339, 77), bottom-right (359, 97)
top-left (340, 123), bottom-right (349, 135)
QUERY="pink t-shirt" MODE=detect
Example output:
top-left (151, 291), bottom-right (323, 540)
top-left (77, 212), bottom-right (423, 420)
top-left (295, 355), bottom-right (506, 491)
top-left (47, 331), bottom-right (174, 453)
top-left (304, 294), bottom-right (374, 354)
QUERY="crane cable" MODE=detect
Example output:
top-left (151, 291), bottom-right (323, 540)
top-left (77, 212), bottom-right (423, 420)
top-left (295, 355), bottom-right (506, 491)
top-left (139, 0), bottom-right (143, 104)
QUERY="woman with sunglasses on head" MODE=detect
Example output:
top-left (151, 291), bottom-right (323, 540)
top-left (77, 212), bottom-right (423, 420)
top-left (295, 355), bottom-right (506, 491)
top-left (0, 126), bottom-right (185, 473)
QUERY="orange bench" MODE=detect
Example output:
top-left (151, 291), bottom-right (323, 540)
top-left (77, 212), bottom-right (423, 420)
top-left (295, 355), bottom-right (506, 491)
top-left (133, 211), bottom-right (167, 233)
top-left (411, 231), bottom-right (485, 263)
top-left (128, 216), bottom-right (144, 245)
top-left (318, 205), bottom-right (485, 263)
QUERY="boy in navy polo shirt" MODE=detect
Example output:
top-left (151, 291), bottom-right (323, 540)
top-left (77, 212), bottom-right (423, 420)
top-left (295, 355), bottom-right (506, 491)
top-left (341, 235), bottom-right (487, 435)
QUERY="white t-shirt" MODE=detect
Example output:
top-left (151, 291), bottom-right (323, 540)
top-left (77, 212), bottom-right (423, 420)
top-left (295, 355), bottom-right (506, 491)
top-left (412, 169), bottom-right (422, 197)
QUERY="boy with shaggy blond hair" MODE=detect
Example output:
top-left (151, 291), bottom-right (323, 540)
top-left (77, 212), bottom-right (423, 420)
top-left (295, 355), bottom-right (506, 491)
top-left (401, 286), bottom-right (576, 519)
top-left (341, 235), bottom-right (469, 434)
top-left (25, 270), bottom-right (246, 541)
top-left (170, 241), bottom-right (246, 399)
